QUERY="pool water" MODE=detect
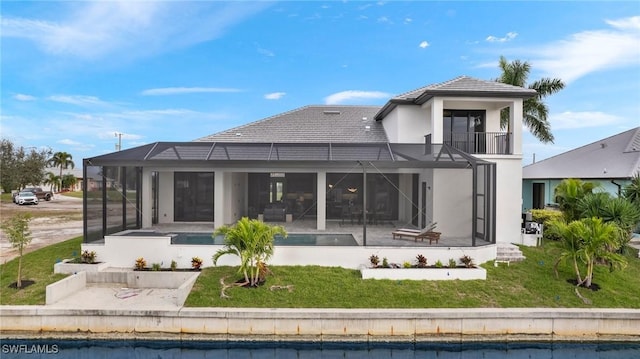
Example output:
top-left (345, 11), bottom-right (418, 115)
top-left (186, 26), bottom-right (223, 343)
top-left (170, 233), bottom-right (358, 246)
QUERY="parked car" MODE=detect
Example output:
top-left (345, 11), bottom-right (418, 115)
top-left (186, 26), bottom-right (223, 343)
top-left (14, 191), bottom-right (39, 205)
top-left (12, 187), bottom-right (53, 203)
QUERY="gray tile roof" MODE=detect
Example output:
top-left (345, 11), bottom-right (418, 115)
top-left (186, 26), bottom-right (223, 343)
top-left (375, 76), bottom-right (537, 120)
top-left (523, 127), bottom-right (640, 179)
top-left (196, 105), bottom-right (387, 143)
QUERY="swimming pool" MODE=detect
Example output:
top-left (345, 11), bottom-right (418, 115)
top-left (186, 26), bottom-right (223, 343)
top-left (167, 232), bottom-right (358, 246)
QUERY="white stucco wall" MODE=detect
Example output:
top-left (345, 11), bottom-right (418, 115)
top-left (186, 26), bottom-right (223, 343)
top-left (382, 105), bottom-right (430, 143)
top-left (158, 171), bottom-right (174, 223)
top-left (483, 156), bottom-right (524, 244)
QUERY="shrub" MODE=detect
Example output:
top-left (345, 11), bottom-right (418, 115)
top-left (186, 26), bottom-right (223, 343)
top-left (170, 260), bottom-right (177, 271)
top-left (435, 260), bottom-right (443, 268)
top-left (382, 257), bottom-right (389, 268)
top-left (81, 250), bottom-right (96, 264)
top-left (151, 263), bottom-right (161, 271)
top-left (403, 261), bottom-right (412, 268)
top-left (460, 255), bottom-right (474, 268)
top-left (135, 257), bottom-right (146, 270)
top-left (369, 254), bottom-right (380, 267)
top-left (191, 257), bottom-right (203, 270)
top-left (448, 258), bottom-right (457, 268)
top-left (416, 254), bottom-right (427, 268)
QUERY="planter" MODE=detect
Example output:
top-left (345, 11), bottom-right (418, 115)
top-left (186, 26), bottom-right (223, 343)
top-left (54, 259), bottom-right (109, 274)
top-left (360, 266), bottom-right (486, 281)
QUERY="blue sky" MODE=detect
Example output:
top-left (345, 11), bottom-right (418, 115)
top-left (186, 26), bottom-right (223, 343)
top-left (1, 1), bottom-right (639, 167)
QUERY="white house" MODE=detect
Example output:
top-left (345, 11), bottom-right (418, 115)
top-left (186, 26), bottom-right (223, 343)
top-left (82, 76), bottom-right (534, 268)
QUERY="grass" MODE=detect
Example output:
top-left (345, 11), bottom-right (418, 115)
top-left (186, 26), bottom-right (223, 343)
top-left (1, 237), bottom-right (638, 308)
top-left (0, 237), bottom-right (81, 305)
top-left (185, 245), bottom-right (640, 308)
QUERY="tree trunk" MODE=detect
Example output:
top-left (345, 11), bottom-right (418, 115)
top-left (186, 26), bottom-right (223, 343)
top-left (17, 248), bottom-right (23, 288)
top-left (572, 258), bottom-right (583, 284)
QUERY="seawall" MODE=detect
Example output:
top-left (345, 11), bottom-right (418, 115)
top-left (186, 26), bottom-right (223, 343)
top-left (1, 307), bottom-right (639, 342)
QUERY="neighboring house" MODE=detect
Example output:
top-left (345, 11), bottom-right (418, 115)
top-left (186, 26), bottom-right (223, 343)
top-left (522, 127), bottom-right (640, 211)
top-left (40, 167), bottom-right (83, 193)
top-left (82, 76), bottom-right (535, 267)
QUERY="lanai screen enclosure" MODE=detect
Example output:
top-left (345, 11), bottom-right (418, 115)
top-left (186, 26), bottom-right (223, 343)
top-left (83, 142), bottom-right (496, 247)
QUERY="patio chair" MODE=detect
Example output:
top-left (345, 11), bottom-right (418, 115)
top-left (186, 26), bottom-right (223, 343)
top-left (392, 222), bottom-right (440, 244)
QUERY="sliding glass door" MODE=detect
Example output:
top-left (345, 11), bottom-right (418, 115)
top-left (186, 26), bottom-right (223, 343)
top-left (174, 172), bottom-right (214, 222)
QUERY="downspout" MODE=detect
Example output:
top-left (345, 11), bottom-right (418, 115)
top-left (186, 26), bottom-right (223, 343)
top-left (611, 179), bottom-right (622, 197)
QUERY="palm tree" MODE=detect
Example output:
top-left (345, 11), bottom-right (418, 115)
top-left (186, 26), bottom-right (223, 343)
top-left (212, 217), bottom-right (287, 287)
top-left (623, 172), bottom-right (640, 206)
top-left (554, 178), bottom-right (598, 221)
top-left (48, 152), bottom-right (75, 192)
top-left (580, 194), bottom-right (640, 252)
top-left (549, 217), bottom-right (627, 289)
top-left (496, 56), bottom-right (565, 143)
top-left (61, 173), bottom-right (78, 191)
top-left (548, 218), bottom-right (584, 284)
top-left (576, 217), bottom-right (626, 288)
top-left (43, 172), bottom-right (60, 193)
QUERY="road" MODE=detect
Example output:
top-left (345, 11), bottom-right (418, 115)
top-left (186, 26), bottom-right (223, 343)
top-left (1, 194), bottom-right (83, 264)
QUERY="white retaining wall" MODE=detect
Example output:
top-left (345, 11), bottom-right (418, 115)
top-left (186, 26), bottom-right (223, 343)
top-left (1, 307), bottom-right (638, 342)
top-left (85, 235), bottom-right (497, 270)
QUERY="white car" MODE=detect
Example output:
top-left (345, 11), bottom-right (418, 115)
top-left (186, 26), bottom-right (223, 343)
top-left (15, 191), bottom-right (39, 205)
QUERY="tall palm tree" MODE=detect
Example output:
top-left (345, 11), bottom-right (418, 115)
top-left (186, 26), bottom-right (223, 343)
top-left (48, 152), bottom-right (75, 192)
top-left (497, 56), bottom-right (565, 143)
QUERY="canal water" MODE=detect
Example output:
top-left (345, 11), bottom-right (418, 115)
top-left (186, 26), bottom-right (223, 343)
top-left (1, 339), bottom-right (639, 358)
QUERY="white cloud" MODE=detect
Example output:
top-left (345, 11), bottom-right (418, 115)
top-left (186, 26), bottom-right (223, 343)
top-left (486, 32), bottom-right (518, 43)
top-left (49, 95), bottom-right (109, 106)
top-left (14, 93), bottom-right (36, 101)
top-left (550, 111), bottom-right (621, 130)
top-left (58, 139), bottom-right (82, 146)
top-left (523, 16), bottom-right (640, 83)
top-left (377, 16), bottom-right (391, 24)
top-left (324, 90), bottom-right (391, 105)
top-left (404, 18), bottom-right (412, 24)
top-left (257, 47), bottom-right (275, 57)
top-left (1, 2), bottom-right (272, 60)
top-left (419, 41), bottom-right (429, 49)
top-left (141, 87), bottom-right (243, 96)
top-left (264, 92), bottom-right (286, 100)
top-left (606, 16), bottom-right (640, 31)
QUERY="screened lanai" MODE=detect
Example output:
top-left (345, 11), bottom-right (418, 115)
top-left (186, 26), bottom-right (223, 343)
top-left (83, 141), bottom-right (496, 247)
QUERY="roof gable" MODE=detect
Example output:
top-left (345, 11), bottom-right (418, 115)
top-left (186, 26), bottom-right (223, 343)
top-left (196, 105), bottom-right (387, 143)
top-left (523, 127), bottom-right (640, 179)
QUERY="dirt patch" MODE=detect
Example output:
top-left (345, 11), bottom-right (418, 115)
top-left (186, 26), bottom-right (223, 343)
top-left (1, 195), bottom-right (82, 264)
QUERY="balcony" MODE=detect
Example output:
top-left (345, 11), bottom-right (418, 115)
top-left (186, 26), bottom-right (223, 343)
top-left (436, 132), bottom-right (513, 155)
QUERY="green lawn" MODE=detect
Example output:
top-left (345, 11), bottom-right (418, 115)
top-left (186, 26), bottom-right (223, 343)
top-left (185, 245), bottom-right (640, 308)
top-left (1, 237), bottom-right (639, 308)
top-left (0, 237), bottom-right (80, 305)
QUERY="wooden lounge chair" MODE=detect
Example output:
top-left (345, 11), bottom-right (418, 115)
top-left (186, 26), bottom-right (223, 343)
top-left (392, 223), bottom-right (441, 244)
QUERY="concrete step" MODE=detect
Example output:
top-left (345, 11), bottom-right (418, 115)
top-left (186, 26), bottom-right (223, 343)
top-left (496, 244), bottom-right (526, 263)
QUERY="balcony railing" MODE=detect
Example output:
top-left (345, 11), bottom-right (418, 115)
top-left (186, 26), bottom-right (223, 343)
top-left (426, 132), bottom-right (512, 155)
